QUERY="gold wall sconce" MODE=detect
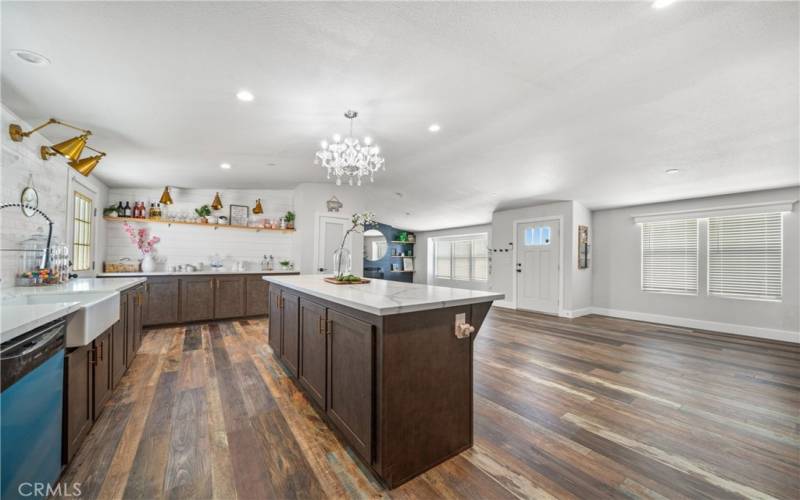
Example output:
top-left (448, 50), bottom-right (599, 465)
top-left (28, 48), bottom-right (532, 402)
top-left (253, 198), bottom-right (264, 214)
top-left (69, 146), bottom-right (106, 177)
top-left (159, 186), bottom-right (174, 205)
top-left (10, 118), bottom-right (107, 176)
top-left (9, 118), bottom-right (91, 162)
top-left (211, 192), bottom-right (223, 210)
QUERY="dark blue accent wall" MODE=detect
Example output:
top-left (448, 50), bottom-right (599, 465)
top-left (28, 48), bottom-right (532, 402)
top-left (362, 222), bottom-right (415, 283)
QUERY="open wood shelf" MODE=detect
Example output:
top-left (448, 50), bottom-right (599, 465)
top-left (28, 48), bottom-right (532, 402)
top-left (391, 241), bottom-right (415, 244)
top-left (389, 270), bottom-right (415, 273)
top-left (103, 216), bottom-right (295, 233)
top-left (390, 256), bottom-right (414, 258)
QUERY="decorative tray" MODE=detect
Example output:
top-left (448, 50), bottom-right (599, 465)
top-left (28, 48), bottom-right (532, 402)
top-left (323, 277), bottom-right (371, 285)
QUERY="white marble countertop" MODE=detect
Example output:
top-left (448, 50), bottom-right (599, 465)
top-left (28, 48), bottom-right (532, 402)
top-left (264, 274), bottom-right (504, 316)
top-left (1, 278), bottom-right (145, 344)
top-left (3, 277), bottom-right (146, 296)
top-left (98, 270), bottom-right (299, 277)
top-left (1, 302), bottom-right (82, 344)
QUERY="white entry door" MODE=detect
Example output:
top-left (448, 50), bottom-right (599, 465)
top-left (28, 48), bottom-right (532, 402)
top-left (315, 215), bottom-right (348, 274)
top-left (516, 219), bottom-right (560, 314)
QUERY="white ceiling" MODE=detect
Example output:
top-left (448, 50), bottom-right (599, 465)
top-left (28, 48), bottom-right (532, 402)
top-left (2, 1), bottom-right (797, 231)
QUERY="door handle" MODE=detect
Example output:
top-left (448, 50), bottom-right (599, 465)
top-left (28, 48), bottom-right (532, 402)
top-left (318, 317), bottom-right (325, 335)
top-left (326, 319), bottom-right (333, 335)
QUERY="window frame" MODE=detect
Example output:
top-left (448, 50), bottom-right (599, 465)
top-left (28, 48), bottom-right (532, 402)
top-left (432, 233), bottom-right (489, 282)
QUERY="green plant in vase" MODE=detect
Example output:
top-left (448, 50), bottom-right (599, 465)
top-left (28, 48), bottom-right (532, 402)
top-left (284, 210), bottom-right (295, 229)
top-left (195, 204), bottom-right (211, 223)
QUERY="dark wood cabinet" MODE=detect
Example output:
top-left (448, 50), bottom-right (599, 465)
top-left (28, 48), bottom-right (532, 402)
top-left (64, 343), bottom-right (93, 463)
top-left (133, 285), bottom-right (144, 350)
top-left (92, 328), bottom-right (112, 420)
top-left (268, 287), bottom-right (282, 354)
top-left (111, 298), bottom-right (127, 388)
top-left (143, 278), bottom-right (180, 326)
top-left (245, 276), bottom-right (269, 316)
top-left (214, 276), bottom-right (245, 319)
top-left (180, 277), bottom-right (215, 322)
top-left (280, 290), bottom-right (300, 377)
top-left (326, 308), bottom-right (373, 462)
top-left (125, 290), bottom-right (136, 366)
top-left (299, 298), bottom-right (326, 409)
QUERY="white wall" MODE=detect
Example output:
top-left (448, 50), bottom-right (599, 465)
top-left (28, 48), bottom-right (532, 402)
top-left (1, 104), bottom-right (108, 286)
top-left (413, 223), bottom-right (492, 291)
top-left (490, 201), bottom-right (592, 314)
top-left (592, 187), bottom-right (800, 342)
top-left (292, 183), bottom-right (372, 275)
top-left (104, 187), bottom-right (295, 271)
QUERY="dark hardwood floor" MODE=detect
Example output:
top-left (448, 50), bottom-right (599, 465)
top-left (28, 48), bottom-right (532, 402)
top-left (56, 308), bottom-right (800, 499)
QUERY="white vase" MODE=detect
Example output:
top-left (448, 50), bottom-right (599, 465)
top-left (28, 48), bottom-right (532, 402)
top-left (141, 254), bottom-right (156, 273)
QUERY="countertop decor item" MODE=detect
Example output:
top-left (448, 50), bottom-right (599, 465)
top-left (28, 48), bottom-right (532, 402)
top-left (323, 275), bottom-right (371, 285)
top-left (0, 202), bottom-right (54, 269)
top-left (211, 192), bottom-right (223, 210)
top-left (315, 110), bottom-right (385, 186)
top-left (229, 204), bottom-right (249, 226)
top-left (332, 211), bottom-right (376, 280)
top-left (159, 186), bottom-right (174, 205)
top-left (122, 222), bottom-right (160, 272)
top-left (253, 198), bottom-right (264, 214)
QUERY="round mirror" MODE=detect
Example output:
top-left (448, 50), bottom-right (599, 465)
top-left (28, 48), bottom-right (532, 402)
top-left (20, 186), bottom-right (39, 217)
top-left (363, 229), bottom-right (388, 261)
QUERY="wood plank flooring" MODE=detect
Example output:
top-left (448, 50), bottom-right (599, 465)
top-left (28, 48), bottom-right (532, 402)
top-left (56, 309), bottom-right (800, 499)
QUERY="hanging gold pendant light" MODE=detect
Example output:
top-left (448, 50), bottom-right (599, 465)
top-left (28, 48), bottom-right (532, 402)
top-left (68, 146), bottom-right (106, 177)
top-left (211, 192), bottom-right (223, 210)
top-left (253, 198), bottom-right (264, 214)
top-left (159, 186), bottom-right (174, 205)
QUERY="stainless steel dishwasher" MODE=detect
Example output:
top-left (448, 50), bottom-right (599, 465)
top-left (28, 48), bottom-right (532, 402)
top-left (1, 319), bottom-right (66, 500)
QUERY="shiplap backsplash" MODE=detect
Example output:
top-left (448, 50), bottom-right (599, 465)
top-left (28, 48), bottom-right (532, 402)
top-left (104, 188), bottom-right (297, 270)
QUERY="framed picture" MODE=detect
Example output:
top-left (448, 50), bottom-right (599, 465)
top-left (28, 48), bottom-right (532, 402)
top-left (230, 204), bottom-right (249, 226)
top-left (403, 257), bottom-right (414, 272)
top-left (577, 225), bottom-right (589, 269)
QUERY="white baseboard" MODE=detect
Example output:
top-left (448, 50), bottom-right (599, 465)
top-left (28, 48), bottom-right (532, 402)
top-left (590, 307), bottom-right (800, 344)
top-left (559, 308), bottom-right (593, 319)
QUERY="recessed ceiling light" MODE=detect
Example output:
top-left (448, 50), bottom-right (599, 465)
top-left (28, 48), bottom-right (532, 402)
top-left (665, 168), bottom-right (680, 175)
top-left (428, 123), bottom-right (441, 133)
top-left (10, 49), bottom-right (50, 66)
top-left (266, 162), bottom-right (276, 167)
top-left (236, 90), bottom-right (254, 102)
top-left (652, 0), bottom-right (678, 9)
top-left (220, 163), bottom-right (232, 169)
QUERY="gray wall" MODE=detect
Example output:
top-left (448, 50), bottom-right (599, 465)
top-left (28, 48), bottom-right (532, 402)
top-left (414, 224), bottom-right (492, 291)
top-left (592, 187), bottom-right (799, 339)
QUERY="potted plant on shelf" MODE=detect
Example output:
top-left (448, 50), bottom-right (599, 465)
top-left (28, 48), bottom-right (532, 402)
top-left (278, 259), bottom-right (292, 270)
top-left (123, 222), bottom-right (160, 272)
top-left (103, 204), bottom-right (119, 218)
top-left (328, 211), bottom-right (375, 284)
top-left (195, 204), bottom-right (211, 223)
top-left (284, 210), bottom-right (295, 229)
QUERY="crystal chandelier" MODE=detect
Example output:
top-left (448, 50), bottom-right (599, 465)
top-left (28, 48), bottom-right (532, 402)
top-left (315, 110), bottom-right (385, 186)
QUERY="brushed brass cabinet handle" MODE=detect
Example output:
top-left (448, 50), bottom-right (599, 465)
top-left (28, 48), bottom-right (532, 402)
top-left (326, 319), bottom-right (333, 335)
top-left (318, 317), bottom-right (325, 335)
top-left (99, 341), bottom-right (104, 361)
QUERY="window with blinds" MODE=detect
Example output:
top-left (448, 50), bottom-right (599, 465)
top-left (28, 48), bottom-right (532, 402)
top-left (708, 213), bottom-right (782, 300)
top-left (433, 234), bottom-right (489, 281)
top-left (641, 219), bottom-right (698, 294)
top-left (72, 192), bottom-right (93, 271)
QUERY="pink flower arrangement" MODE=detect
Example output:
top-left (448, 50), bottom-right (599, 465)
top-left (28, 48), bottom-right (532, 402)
top-left (123, 222), bottom-right (160, 255)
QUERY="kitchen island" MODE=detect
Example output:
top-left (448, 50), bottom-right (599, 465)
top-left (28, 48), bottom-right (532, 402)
top-left (264, 274), bottom-right (503, 488)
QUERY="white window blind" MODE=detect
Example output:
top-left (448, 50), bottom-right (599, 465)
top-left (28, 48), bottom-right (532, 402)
top-left (708, 213), bottom-right (782, 300)
top-left (641, 219), bottom-right (698, 294)
top-left (433, 234), bottom-right (489, 281)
